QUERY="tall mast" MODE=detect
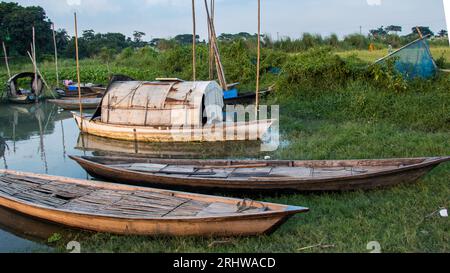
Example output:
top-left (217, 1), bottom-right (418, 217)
top-left (74, 13), bottom-right (84, 129)
top-left (204, 0), bottom-right (227, 90)
top-left (255, 0), bottom-right (261, 119)
top-left (192, 0), bottom-right (197, 81)
top-left (52, 24), bottom-right (60, 88)
top-left (2, 41), bottom-right (11, 79)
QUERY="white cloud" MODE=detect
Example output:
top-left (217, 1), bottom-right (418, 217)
top-left (145, 0), bottom-right (188, 7)
top-left (366, 0), bottom-right (382, 6)
top-left (66, 0), bottom-right (81, 6)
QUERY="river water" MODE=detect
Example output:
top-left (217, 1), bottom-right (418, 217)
top-left (0, 102), bottom-right (269, 252)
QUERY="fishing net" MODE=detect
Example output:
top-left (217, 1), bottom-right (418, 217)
top-left (376, 37), bottom-right (438, 79)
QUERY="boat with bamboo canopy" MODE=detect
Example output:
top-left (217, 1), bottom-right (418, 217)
top-left (6, 72), bottom-right (44, 104)
top-left (0, 169), bottom-right (309, 236)
top-left (72, 78), bottom-right (274, 142)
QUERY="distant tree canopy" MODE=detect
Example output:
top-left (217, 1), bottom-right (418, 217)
top-left (369, 27), bottom-right (388, 38)
top-left (412, 26), bottom-right (434, 37)
top-left (438, 29), bottom-right (448, 37)
top-left (0, 2), bottom-right (53, 56)
top-left (385, 25), bottom-right (402, 33)
top-left (218, 32), bottom-right (256, 41)
top-left (173, 34), bottom-right (200, 45)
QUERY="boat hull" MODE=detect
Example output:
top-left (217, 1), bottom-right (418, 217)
top-left (0, 170), bottom-right (307, 236)
top-left (8, 95), bottom-right (38, 104)
top-left (73, 113), bottom-right (274, 143)
top-left (71, 156), bottom-right (450, 192)
top-left (49, 98), bottom-right (101, 110)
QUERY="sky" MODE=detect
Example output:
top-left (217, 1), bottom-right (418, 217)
top-left (3, 0), bottom-right (449, 40)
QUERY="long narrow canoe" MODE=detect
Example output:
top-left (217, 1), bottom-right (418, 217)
top-left (73, 113), bottom-right (274, 143)
top-left (70, 156), bottom-right (450, 192)
top-left (0, 170), bottom-right (308, 236)
top-left (49, 98), bottom-right (102, 110)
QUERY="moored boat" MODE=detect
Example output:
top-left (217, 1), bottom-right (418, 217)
top-left (73, 79), bottom-right (274, 143)
top-left (70, 156), bottom-right (450, 192)
top-left (0, 169), bottom-right (308, 236)
top-left (55, 84), bottom-right (105, 99)
top-left (6, 73), bottom-right (43, 104)
top-left (49, 98), bottom-right (102, 110)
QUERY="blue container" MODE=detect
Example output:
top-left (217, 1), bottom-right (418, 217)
top-left (223, 88), bottom-right (238, 99)
top-left (68, 85), bottom-right (78, 91)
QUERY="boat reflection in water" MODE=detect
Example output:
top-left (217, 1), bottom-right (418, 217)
top-left (0, 206), bottom-right (65, 245)
top-left (0, 137), bottom-right (8, 169)
top-left (76, 133), bottom-right (264, 159)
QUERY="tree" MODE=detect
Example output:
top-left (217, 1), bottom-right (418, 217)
top-left (369, 26), bottom-right (387, 38)
top-left (438, 29), bottom-right (448, 37)
top-left (385, 25), bottom-right (402, 34)
top-left (0, 2), bottom-right (53, 56)
top-left (82, 29), bottom-right (95, 41)
top-left (55, 29), bottom-right (69, 55)
top-left (133, 31), bottom-right (146, 43)
top-left (174, 34), bottom-right (199, 45)
top-left (411, 26), bottom-right (434, 37)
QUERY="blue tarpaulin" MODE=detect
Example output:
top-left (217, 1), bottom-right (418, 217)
top-left (375, 35), bottom-right (438, 79)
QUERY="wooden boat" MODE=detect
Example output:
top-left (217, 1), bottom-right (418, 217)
top-left (49, 98), bottom-right (101, 110)
top-left (55, 85), bottom-right (105, 99)
top-left (6, 73), bottom-right (43, 104)
top-left (74, 113), bottom-right (273, 143)
top-left (73, 79), bottom-right (274, 143)
top-left (0, 170), bottom-right (308, 236)
top-left (70, 156), bottom-right (450, 192)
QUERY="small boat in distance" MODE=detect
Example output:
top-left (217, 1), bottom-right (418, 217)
top-left (6, 73), bottom-right (43, 104)
top-left (70, 156), bottom-right (450, 192)
top-left (55, 83), bottom-right (105, 99)
top-left (73, 79), bottom-right (274, 143)
top-left (49, 98), bottom-right (102, 110)
top-left (0, 170), bottom-right (308, 236)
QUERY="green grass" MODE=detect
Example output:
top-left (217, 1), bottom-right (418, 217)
top-left (336, 46), bottom-right (450, 67)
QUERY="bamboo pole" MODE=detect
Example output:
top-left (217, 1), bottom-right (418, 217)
top-left (52, 24), bottom-right (59, 88)
top-left (416, 26), bottom-right (424, 39)
top-left (192, 0), bottom-right (196, 81)
top-left (255, 0), bottom-right (261, 119)
top-left (208, 0), bottom-right (215, 80)
top-left (32, 26), bottom-right (38, 102)
top-left (74, 13), bottom-right (83, 128)
top-left (204, 0), bottom-right (227, 90)
top-left (2, 41), bottom-right (11, 79)
top-left (27, 51), bottom-right (54, 95)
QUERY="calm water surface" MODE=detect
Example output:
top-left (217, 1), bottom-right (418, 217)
top-left (0, 102), bottom-right (268, 252)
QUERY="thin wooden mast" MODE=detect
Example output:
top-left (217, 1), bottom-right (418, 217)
top-left (208, 0), bottom-right (215, 80)
top-left (52, 24), bottom-right (60, 88)
top-left (2, 41), bottom-right (11, 79)
top-left (204, 0), bottom-right (227, 90)
top-left (192, 0), bottom-right (196, 81)
top-left (255, 0), bottom-right (261, 119)
top-left (74, 13), bottom-right (83, 129)
top-left (32, 26), bottom-right (38, 102)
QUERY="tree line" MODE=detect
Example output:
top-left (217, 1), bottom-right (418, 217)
top-left (1, 2), bottom-right (448, 62)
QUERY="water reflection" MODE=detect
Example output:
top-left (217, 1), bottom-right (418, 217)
top-left (76, 133), bottom-right (264, 159)
top-left (0, 136), bottom-right (8, 169)
top-left (0, 206), bottom-right (63, 252)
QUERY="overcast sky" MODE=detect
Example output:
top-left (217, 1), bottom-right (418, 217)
top-left (4, 0), bottom-right (448, 40)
